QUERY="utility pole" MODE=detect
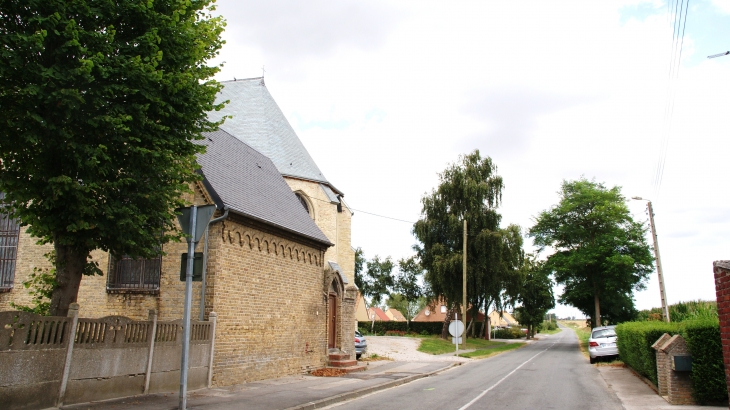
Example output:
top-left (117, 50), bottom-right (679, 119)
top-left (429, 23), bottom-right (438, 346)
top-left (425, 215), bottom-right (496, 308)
top-left (463, 219), bottom-right (467, 325)
top-left (633, 197), bottom-right (670, 322)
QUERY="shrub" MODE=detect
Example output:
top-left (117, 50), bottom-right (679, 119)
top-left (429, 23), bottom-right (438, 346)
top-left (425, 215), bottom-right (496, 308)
top-left (615, 321), bottom-right (681, 385)
top-left (384, 330), bottom-right (406, 337)
top-left (542, 321), bottom-right (557, 331)
top-left (683, 319), bottom-right (727, 404)
top-left (636, 300), bottom-right (717, 322)
top-left (358, 321), bottom-right (443, 335)
top-left (493, 326), bottom-right (525, 339)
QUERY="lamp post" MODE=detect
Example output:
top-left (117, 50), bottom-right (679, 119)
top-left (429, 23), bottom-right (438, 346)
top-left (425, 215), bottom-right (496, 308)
top-left (708, 51), bottom-right (729, 59)
top-left (632, 197), bottom-right (670, 322)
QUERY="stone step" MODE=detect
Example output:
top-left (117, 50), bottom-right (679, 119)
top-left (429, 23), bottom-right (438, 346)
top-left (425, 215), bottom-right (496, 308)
top-left (329, 359), bottom-right (358, 368)
top-left (328, 353), bottom-right (351, 361)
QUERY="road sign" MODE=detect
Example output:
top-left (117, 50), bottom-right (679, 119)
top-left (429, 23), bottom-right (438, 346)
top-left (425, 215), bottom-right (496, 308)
top-left (452, 337), bottom-right (463, 345)
top-left (448, 320), bottom-right (465, 337)
top-left (176, 205), bottom-right (216, 244)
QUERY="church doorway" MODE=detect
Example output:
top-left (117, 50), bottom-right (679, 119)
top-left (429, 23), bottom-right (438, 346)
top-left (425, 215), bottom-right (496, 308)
top-left (328, 293), bottom-right (337, 349)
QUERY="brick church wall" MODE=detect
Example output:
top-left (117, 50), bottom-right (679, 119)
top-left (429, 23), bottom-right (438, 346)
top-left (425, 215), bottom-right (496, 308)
top-left (0, 185), bottom-right (208, 320)
top-left (207, 217), bottom-right (329, 385)
top-left (1, 182), bottom-right (341, 385)
top-left (285, 178), bottom-right (355, 285)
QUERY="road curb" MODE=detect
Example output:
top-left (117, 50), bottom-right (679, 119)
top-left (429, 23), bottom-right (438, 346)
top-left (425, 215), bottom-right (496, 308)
top-left (284, 362), bottom-right (460, 410)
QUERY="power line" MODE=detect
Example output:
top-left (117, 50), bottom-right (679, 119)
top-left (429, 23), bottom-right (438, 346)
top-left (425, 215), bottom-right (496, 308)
top-left (653, 0), bottom-right (691, 199)
top-left (305, 193), bottom-right (417, 224)
top-left (349, 208), bottom-right (416, 224)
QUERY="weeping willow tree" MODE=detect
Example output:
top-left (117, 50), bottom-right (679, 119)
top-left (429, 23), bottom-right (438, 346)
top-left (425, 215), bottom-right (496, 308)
top-left (413, 150), bottom-right (524, 339)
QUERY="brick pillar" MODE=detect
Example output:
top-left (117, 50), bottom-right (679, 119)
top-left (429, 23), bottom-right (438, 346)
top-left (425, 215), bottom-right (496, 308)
top-left (661, 335), bottom-right (695, 405)
top-left (652, 333), bottom-right (672, 397)
top-left (713, 260), bottom-right (730, 408)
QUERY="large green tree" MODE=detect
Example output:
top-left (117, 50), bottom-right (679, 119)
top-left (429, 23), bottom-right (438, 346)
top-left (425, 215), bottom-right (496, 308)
top-left (529, 179), bottom-right (653, 327)
top-left (390, 255), bottom-right (424, 327)
top-left (0, 0), bottom-right (226, 316)
top-left (413, 150), bottom-right (523, 338)
top-left (515, 256), bottom-right (555, 338)
top-left (363, 255), bottom-right (395, 306)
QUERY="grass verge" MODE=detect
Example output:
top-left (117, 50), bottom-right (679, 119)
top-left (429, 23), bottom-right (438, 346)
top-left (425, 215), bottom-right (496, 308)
top-left (539, 327), bottom-right (562, 335)
top-left (459, 343), bottom-right (525, 358)
top-left (418, 337), bottom-right (505, 355)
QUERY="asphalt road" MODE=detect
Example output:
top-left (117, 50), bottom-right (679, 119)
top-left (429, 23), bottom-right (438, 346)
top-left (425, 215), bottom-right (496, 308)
top-left (327, 327), bottom-right (624, 410)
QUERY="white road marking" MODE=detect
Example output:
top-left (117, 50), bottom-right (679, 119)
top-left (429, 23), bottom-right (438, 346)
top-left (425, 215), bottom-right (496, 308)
top-left (458, 336), bottom-right (562, 410)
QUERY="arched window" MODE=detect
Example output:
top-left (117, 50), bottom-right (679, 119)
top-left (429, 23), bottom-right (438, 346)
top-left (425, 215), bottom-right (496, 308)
top-left (295, 192), bottom-right (311, 217)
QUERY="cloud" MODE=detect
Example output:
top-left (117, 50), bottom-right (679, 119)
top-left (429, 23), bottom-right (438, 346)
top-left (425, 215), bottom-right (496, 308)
top-left (457, 87), bottom-right (590, 155)
top-left (711, 0), bottom-right (730, 14)
top-left (215, 0), bottom-right (402, 65)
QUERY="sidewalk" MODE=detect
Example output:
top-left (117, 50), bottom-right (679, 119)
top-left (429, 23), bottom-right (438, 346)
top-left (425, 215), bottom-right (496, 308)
top-left (60, 360), bottom-right (457, 410)
top-left (598, 364), bottom-right (727, 410)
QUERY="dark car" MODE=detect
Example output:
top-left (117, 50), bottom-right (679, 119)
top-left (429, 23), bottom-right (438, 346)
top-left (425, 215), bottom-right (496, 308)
top-left (355, 330), bottom-right (367, 359)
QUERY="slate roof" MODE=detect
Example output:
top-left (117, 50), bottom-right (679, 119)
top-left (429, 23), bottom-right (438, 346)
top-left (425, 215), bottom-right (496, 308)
top-left (196, 129), bottom-right (332, 246)
top-left (208, 78), bottom-right (340, 193)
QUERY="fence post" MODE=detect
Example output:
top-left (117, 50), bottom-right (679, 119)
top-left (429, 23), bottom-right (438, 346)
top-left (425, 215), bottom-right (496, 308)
top-left (57, 303), bottom-right (79, 407)
top-left (207, 312), bottom-right (217, 388)
top-left (144, 309), bottom-right (158, 394)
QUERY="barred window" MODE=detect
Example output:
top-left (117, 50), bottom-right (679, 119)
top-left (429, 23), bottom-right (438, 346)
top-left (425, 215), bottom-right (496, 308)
top-left (0, 192), bottom-right (20, 291)
top-left (107, 253), bottom-right (162, 293)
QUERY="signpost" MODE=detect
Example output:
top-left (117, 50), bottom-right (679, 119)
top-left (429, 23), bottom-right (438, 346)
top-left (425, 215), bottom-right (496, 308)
top-left (176, 205), bottom-right (215, 410)
top-left (449, 313), bottom-right (465, 355)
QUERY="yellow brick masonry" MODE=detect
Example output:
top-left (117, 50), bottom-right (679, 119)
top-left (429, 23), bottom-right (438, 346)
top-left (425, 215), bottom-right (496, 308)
top-left (0, 181), bottom-right (338, 385)
top-left (285, 178), bottom-right (355, 285)
top-left (0, 184), bottom-right (209, 319)
top-left (207, 217), bottom-right (328, 385)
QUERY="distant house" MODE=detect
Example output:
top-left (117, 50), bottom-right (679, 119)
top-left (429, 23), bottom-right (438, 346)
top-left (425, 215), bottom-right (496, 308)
top-left (368, 307), bottom-right (390, 321)
top-left (386, 308), bottom-right (406, 321)
top-left (489, 310), bottom-right (520, 328)
top-left (411, 299), bottom-right (484, 323)
top-left (354, 292), bottom-right (371, 322)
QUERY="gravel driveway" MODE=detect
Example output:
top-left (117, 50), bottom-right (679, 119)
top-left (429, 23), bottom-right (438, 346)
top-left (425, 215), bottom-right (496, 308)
top-left (365, 336), bottom-right (470, 362)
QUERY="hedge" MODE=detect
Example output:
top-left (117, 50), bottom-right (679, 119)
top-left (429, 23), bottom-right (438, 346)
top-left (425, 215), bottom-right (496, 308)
top-left (358, 321), bottom-right (443, 335)
top-left (683, 319), bottom-right (726, 404)
top-left (615, 319), bottom-right (727, 404)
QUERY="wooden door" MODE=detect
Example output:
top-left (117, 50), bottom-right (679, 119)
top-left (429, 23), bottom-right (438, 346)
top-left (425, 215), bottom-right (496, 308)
top-left (328, 294), bottom-right (337, 349)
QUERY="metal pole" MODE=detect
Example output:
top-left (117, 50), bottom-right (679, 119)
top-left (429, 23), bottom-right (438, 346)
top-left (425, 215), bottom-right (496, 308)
top-left (180, 205), bottom-right (197, 410)
top-left (199, 227), bottom-right (208, 321)
top-left (455, 312), bottom-right (459, 355)
top-left (646, 201), bottom-right (670, 322)
top-left (463, 219), bottom-right (467, 326)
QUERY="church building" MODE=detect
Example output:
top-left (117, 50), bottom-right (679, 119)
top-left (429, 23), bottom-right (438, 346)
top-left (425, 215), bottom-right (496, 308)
top-left (0, 77), bottom-right (357, 386)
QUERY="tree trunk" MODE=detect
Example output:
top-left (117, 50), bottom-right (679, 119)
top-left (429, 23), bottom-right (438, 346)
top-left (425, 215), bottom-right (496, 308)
top-left (441, 309), bottom-right (453, 340)
top-left (594, 293), bottom-right (601, 328)
top-left (49, 243), bottom-right (88, 317)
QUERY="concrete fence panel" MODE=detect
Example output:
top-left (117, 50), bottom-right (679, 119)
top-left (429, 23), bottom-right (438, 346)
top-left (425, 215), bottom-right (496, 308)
top-left (0, 311), bottom-right (71, 410)
top-left (0, 308), bottom-right (216, 410)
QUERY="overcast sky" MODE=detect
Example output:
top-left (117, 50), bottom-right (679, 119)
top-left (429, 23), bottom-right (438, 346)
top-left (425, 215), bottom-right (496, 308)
top-left (210, 0), bottom-right (730, 318)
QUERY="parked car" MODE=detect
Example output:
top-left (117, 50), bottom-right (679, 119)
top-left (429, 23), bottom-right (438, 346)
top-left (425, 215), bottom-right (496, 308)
top-left (355, 330), bottom-right (367, 359)
top-left (588, 325), bottom-right (618, 363)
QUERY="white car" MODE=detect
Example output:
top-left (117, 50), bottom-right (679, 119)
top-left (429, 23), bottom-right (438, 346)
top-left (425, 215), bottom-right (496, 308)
top-left (588, 326), bottom-right (618, 364)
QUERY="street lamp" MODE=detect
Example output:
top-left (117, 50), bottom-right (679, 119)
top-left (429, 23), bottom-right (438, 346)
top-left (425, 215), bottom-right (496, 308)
top-left (708, 51), bottom-right (729, 59)
top-left (632, 197), bottom-right (670, 322)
